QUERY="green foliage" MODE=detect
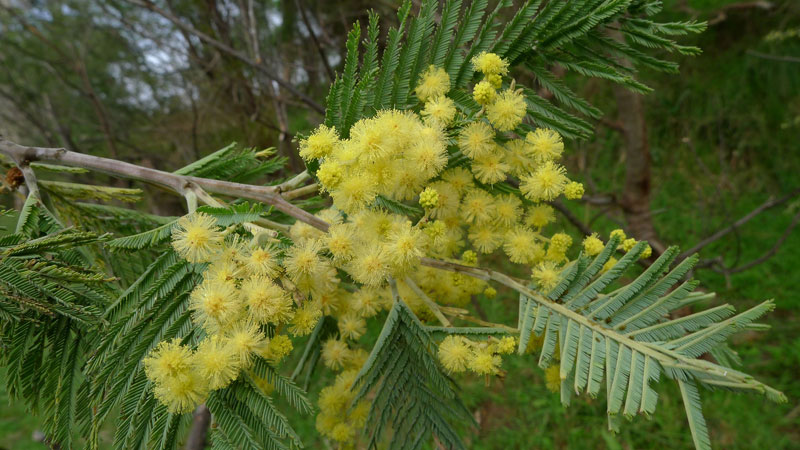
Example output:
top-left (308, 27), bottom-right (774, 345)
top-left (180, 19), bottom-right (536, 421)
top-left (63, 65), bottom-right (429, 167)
top-left (516, 237), bottom-right (783, 449)
top-left (353, 298), bottom-right (473, 449)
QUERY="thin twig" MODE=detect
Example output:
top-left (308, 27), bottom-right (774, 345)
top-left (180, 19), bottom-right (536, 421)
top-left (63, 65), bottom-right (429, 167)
top-left (124, 0), bottom-right (324, 114)
top-left (404, 276), bottom-right (451, 327)
top-left (678, 187), bottom-right (800, 260)
top-left (282, 183), bottom-right (319, 200)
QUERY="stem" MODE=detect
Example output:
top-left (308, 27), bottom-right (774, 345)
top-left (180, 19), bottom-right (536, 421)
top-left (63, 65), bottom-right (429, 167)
top-left (404, 276), bottom-right (451, 327)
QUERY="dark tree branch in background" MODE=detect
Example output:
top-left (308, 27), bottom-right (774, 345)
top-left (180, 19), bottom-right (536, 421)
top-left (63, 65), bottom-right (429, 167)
top-left (295, 0), bottom-right (335, 82)
top-left (125, 0), bottom-right (325, 114)
top-left (184, 405), bottom-right (211, 450)
top-left (722, 209), bottom-right (800, 274)
top-left (548, 199), bottom-right (592, 236)
top-left (679, 187), bottom-right (800, 261)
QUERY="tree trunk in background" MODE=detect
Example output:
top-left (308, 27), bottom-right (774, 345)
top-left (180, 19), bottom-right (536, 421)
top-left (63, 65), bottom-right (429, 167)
top-left (185, 405), bottom-right (211, 450)
top-left (612, 84), bottom-right (665, 255)
top-left (610, 28), bottom-right (666, 256)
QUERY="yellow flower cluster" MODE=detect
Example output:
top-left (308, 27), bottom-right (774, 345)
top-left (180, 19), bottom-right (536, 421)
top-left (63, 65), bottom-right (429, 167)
top-left (148, 213), bottom-right (326, 413)
top-left (437, 335), bottom-right (517, 375)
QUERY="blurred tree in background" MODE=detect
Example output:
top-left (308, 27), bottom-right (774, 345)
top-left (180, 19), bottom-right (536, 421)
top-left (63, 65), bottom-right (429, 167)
top-left (1, 0), bottom-right (799, 448)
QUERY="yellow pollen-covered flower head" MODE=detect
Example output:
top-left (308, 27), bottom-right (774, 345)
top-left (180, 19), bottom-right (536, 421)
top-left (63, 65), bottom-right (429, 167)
top-left (299, 124), bottom-right (339, 161)
top-left (225, 320), bottom-right (267, 368)
top-left (526, 204), bottom-right (556, 229)
top-left (532, 261), bottom-right (562, 292)
top-left (438, 336), bottom-right (472, 373)
top-left (316, 159), bottom-right (344, 191)
top-left (241, 275), bottom-right (293, 325)
top-left (421, 95), bottom-right (457, 126)
top-left (473, 80), bottom-right (497, 105)
top-left (582, 233), bottom-right (605, 256)
top-left (471, 51), bottom-right (509, 76)
top-left (564, 181), bottom-right (584, 200)
top-left (525, 128), bottom-right (564, 162)
top-left (244, 244), bottom-right (280, 279)
top-left (468, 347), bottom-right (501, 375)
top-left (263, 334), bottom-right (294, 364)
top-left (415, 65), bottom-right (451, 102)
top-left (192, 335), bottom-right (240, 390)
top-left (385, 222), bottom-right (425, 272)
top-left (322, 338), bottom-right (350, 370)
top-left (189, 280), bottom-right (242, 333)
top-left (171, 212), bottom-right (223, 263)
top-left (153, 371), bottom-right (208, 414)
top-left (419, 187), bottom-right (439, 209)
top-left (458, 121), bottom-right (495, 159)
top-left (143, 339), bottom-right (193, 384)
top-left (289, 301), bottom-right (323, 336)
top-left (486, 89), bottom-right (526, 132)
top-left (520, 161), bottom-right (568, 202)
top-left (338, 314), bottom-right (367, 341)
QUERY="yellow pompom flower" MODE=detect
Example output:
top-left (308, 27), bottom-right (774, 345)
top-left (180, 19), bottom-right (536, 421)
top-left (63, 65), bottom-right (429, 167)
top-left (582, 233), bottom-right (605, 256)
top-left (520, 161), bottom-right (568, 201)
top-left (243, 245), bottom-right (280, 278)
top-left (458, 121), bottom-right (495, 159)
top-left (468, 224), bottom-right (502, 254)
top-left (438, 336), bottom-right (472, 373)
top-left (263, 334), bottom-right (294, 364)
top-left (487, 73), bottom-right (503, 89)
top-left (351, 288), bottom-right (382, 318)
top-left (471, 51), bottom-right (509, 76)
top-left (545, 365), bottom-right (561, 393)
top-left (461, 189), bottom-right (496, 224)
top-left (332, 171), bottom-right (378, 213)
top-left (610, 228), bottom-right (627, 242)
top-left (493, 194), bottom-right (522, 228)
top-left (525, 204), bottom-right (556, 228)
top-left (143, 339), bottom-right (193, 384)
top-left (468, 347), bottom-right (501, 375)
top-left (153, 371), bottom-right (208, 414)
top-left (564, 181), bottom-right (584, 200)
top-left (385, 223), bottom-right (425, 272)
top-left (525, 128), bottom-right (564, 162)
top-left (324, 223), bottom-right (357, 263)
top-left (441, 167), bottom-right (475, 195)
top-left (316, 160), bottom-right (344, 191)
top-left (532, 261), bottom-right (561, 292)
top-left (486, 89), bottom-right (526, 132)
top-left (415, 65), bottom-right (451, 102)
top-left (495, 336), bottom-right (517, 354)
top-left (622, 237), bottom-right (638, 252)
top-left (484, 286), bottom-right (497, 298)
top-left (283, 239), bottom-right (325, 281)
top-left (322, 338), bottom-right (350, 370)
top-left (503, 227), bottom-right (540, 264)
top-left (338, 314), bottom-right (367, 341)
top-left (472, 80), bottom-right (497, 105)
top-left (241, 276), bottom-right (293, 325)
top-left (419, 187), bottom-right (439, 209)
top-left (350, 244), bottom-right (389, 287)
top-left (550, 233), bottom-right (573, 253)
top-left (407, 140), bottom-right (448, 177)
top-left (225, 321), bottom-right (268, 368)
top-left (461, 250), bottom-right (478, 265)
top-left (421, 95), bottom-right (457, 126)
top-left (472, 151), bottom-right (510, 184)
top-left (193, 336), bottom-right (240, 390)
top-left (641, 244), bottom-right (653, 259)
top-left (171, 212), bottom-right (223, 263)
top-left (299, 124), bottom-right (339, 161)
top-left (189, 280), bottom-right (242, 332)
top-left (289, 302), bottom-right (322, 336)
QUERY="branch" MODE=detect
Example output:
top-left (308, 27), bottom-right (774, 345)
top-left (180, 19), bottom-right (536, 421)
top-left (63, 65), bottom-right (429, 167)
top-left (714, 209), bottom-right (800, 275)
top-left (0, 138), bottom-right (328, 230)
top-left (294, 0), bottom-right (335, 82)
top-left (404, 276), bottom-right (451, 327)
top-left (678, 187), bottom-right (800, 260)
top-left (548, 199), bottom-right (592, 236)
top-left (124, 0), bottom-right (325, 114)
